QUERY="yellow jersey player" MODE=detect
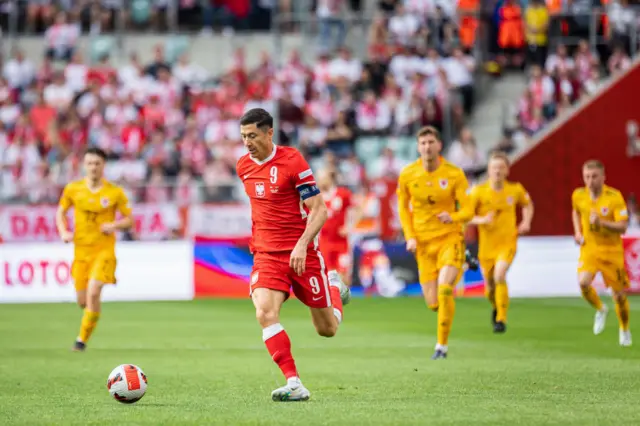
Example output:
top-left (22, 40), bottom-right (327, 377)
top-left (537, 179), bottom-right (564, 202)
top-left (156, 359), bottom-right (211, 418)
top-left (397, 126), bottom-right (473, 360)
top-left (572, 160), bottom-right (631, 347)
top-left (469, 152), bottom-right (534, 333)
top-left (55, 147), bottom-right (134, 352)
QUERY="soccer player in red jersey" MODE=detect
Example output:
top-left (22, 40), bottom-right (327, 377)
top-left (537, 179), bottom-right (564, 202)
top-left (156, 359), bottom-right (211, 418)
top-left (236, 108), bottom-right (351, 402)
top-left (317, 169), bottom-right (361, 285)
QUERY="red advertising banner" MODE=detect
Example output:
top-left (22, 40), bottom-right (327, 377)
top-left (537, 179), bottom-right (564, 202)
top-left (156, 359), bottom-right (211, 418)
top-left (510, 60), bottom-right (640, 236)
top-left (623, 235), bottom-right (640, 294)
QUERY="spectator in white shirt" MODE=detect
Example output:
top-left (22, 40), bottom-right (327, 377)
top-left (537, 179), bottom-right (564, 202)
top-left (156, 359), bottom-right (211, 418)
top-left (64, 51), bottom-right (89, 94)
top-left (369, 147), bottom-right (404, 179)
top-left (3, 49), bottom-right (35, 91)
top-left (389, 47), bottom-right (417, 88)
top-left (172, 53), bottom-right (209, 90)
top-left (545, 43), bottom-right (575, 77)
top-left (388, 4), bottom-right (422, 46)
top-left (447, 127), bottom-right (486, 176)
top-left (44, 11), bottom-right (80, 62)
top-left (317, 0), bottom-right (347, 52)
top-left (329, 47), bottom-right (363, 84)
top-left (355, 90), bottom-right (392, 134)
top-left (442, 47), bottom-right (475, 114)
top-left (44, 72), bottom-right (74, 112)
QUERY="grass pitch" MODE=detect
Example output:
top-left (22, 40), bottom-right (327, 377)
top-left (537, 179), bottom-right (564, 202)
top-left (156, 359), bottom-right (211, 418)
top-left (0, 297), bottom-right (639, 425)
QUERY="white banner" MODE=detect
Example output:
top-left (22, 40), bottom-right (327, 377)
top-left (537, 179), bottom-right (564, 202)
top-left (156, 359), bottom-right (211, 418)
top-left (0, 204), bottom-right (182, 242)
top-left (0, 241), bottom-right (193, 303)
top-left (187, 204), bottom-right (251, 238)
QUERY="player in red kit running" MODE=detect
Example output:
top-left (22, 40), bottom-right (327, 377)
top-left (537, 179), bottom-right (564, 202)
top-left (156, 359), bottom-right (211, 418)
top-left (236, 109), bottom-right (351, 402)
top-left (317, 169), bottom-right (360, 284)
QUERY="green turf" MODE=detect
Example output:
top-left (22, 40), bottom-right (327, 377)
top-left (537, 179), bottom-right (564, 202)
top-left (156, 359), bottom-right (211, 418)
top-left (0, 297), bottom-right (639, 425)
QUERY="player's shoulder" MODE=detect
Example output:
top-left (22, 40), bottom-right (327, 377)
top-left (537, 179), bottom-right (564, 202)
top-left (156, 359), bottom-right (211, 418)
top-left (62, 179), bottom-right (83, 195)
top-left (471, 181), bottom-right (489, 194)
top-left (277, 145), bottom-right (306, 164)
top-left (603, 185), bottom-right (624, 199)
top-left (506, 180), bottom-right (525, 192)
top-left (236, 152), bottom-right (252, 173)
top-left (572, 187), bottom-right (587, 200)
top-left (399, 159), bottom-right (421, 178)
top-left (441, 159), bottom-right (466, 178)
top-left (105, 180), bottom-right (126, 195)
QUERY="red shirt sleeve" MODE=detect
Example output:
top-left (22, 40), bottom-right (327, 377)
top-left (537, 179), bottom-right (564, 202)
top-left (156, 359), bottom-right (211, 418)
top-left (289, 151), bottom-right (316, 188)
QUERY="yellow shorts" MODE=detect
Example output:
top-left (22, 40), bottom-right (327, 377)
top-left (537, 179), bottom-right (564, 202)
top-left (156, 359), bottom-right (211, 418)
top-left (416, 234), bottom-right (465, 284)
top-left (578, 250), bottom-right (629, 293)
top-left (72, 252), bottom-right (117, 291)
top-left (479, 244), bottom-right (517, 277)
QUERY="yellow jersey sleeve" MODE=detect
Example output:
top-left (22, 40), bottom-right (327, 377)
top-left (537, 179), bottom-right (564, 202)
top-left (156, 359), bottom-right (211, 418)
top-left (517, 183), bottom-right (531, 206)
top-left (612, 192), bottom-right (629, 222)
top-left (116, 188), bottom-right (133, 217)
top-left (450, 171), bottom-right (473, 223)
top-left (396, 169), bottom-right (416, 240)
top-left (59, 184), bottom-right (75, 212)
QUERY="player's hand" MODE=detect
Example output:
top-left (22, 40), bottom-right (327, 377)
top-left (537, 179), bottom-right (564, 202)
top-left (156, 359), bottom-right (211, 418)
top-left (574, 232), bottom-right (584, 245)
top-left (100, 223), bottom-right (117, 235)
top-left (517, 221), bottom-right (531, 235)
top-left (290, 242), bottom-right (307, 276)
top-left (406, 238), bottom-right (417, 254)
top-left (437, 212), bottom-right (453, 224)
top-left (480, 211), bottom-right (495, 225)
top-left (338, 227), bottom-right (348, 238)
top-left (589, 211), bottom-right (600, 226)
top-left (60, 230), bottom-right (74, 243)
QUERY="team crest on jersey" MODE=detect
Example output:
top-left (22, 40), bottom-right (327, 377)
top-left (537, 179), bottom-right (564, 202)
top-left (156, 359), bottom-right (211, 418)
top-left (507, 196), bottom-right (514, 205)
top-left (331, 197), bottom-right (343, 210)
top-left (439, 179), bottom-right (448, 189)
top-left (100, 197), bottom-right (110, 207)
top-left (601, 206), bottom-right (609, 215)
top-left (255, 182), bottom-right (265, 197)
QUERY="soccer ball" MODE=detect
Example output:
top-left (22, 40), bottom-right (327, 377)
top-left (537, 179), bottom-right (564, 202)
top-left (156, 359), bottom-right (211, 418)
top-left (107, 364), bottom-right (148, 404)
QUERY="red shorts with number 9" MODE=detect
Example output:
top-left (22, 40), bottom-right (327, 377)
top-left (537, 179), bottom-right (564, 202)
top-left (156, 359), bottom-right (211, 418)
top-left (250, 250), bottom-right (332, 309)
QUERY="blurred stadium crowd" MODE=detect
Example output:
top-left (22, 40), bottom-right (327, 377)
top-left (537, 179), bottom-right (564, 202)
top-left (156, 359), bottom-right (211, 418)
top-left (0, 0), bottom-right (638, 206)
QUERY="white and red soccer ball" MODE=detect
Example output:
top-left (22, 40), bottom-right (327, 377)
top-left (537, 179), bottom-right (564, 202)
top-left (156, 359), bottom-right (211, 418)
top-left (107, 364), bottom-right (147, 403)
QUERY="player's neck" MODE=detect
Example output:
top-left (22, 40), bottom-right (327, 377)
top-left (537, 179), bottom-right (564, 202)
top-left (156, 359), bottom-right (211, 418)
top-left (252, 144), bottom-right (276, 163)
top-left (422, 156), bottom-right (440, 173)
top-left (84, 177), bottom-right (103, 192)
top-left (490, 180), bottom-right (504, 190)
top-left (589, 187), bottom-right (603, 200)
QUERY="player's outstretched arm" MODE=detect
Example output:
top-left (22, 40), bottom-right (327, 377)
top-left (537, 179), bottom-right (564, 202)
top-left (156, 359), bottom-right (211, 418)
top-left (290, 194), bottom-right (328, 275)
top-left (396, 173), bottom-right (416, 240)
top-left (518, 202), bottom-right (535, 235)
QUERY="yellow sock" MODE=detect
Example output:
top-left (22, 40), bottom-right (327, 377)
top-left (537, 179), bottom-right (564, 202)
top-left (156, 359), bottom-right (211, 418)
top-left (78, 310), bottom-right (101, 343)
top-left (485, 285), bottom-right (496, 310)
top-left (615, 296), bottom-right (630, 331)
top-left (495, 281), bottom-right (509, 323)
top-left (428, 303), bottom-right (439, 312)
top-left (437, 284), bottom-right (455, 346)
top-left (581, 286), bottom-right (603, 311)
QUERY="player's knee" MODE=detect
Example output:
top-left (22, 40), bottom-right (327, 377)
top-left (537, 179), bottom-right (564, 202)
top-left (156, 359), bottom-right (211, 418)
top-left (438, 284), bottom-right (454, 297)
top-left (255, 308), bottom-right (279, 328)
top-left (315, 323), bottom-right (338, 338)
top-left (578, 281), bottom-right (592, 291)
top-left (77, 301), bottom-right (86, 309)
top-left (613, 291), bottom-right (627, 304)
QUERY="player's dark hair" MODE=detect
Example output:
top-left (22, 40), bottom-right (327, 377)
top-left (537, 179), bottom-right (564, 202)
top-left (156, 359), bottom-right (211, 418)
top-left (84, 147), bottom-right (108, 161)
top-left (416, 126), bottom-right (441, 141)
top-left (240, 108), bottom-right (273, 130)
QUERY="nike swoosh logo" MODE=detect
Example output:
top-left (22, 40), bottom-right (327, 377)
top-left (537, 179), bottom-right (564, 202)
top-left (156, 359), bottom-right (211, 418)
top-left (312, 296), bottom-right (323, 301)
top-left (244, 174), bottom-right (251, 180)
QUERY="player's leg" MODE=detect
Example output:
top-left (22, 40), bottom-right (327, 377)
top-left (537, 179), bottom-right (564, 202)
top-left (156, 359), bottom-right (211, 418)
top-left (71, 260), bottom-right (89, 351)
top-left (603, 265), bottom-right (632, 347)
top-left (493, 251), bottom-right (514, 333)
top-left (480, 260), bottom-right (496, 325)
top-left (432, 237), bottom-right (465, 360)
top-left (75, 256), bottom-right (116, 351)
top-left (417, 243), bottom-right (439, 312)
top-left (578, 258), bottom-right (608, 335)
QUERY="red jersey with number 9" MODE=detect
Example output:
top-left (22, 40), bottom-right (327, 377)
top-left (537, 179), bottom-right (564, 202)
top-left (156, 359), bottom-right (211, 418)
top-left (236, 145), bottom-right (318, 254)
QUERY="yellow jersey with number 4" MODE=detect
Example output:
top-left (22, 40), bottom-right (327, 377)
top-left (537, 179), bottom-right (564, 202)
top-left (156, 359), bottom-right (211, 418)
top-left (572, 185), bottom-right (628, 255)
top-left (397, 158), bottom-right (472, 243)
top-left (59, 179), bottom-right (132, 259)
top-left (470, 180), bottom-right (531, 257)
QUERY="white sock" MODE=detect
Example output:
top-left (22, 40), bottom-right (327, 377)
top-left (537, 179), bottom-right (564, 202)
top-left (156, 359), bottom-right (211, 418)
top-left (435, 343), bottom-right (448, 353)
top-left (262, 323), bottom-right (284, 342)
top-left (287, 376), bottom-right (301, 387)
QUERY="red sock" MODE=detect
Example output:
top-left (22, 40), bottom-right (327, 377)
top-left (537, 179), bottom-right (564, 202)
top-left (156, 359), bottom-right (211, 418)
top-left (330, 285), bottom-right (343, 323)
top-left (263, 324), bottom-right (298, 380)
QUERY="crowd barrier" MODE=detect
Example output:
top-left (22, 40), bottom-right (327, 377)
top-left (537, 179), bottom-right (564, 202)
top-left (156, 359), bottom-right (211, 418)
top-left (1, 237), bottom-right (639, 304)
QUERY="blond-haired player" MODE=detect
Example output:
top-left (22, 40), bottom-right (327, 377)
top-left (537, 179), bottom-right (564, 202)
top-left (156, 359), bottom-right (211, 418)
top-left (469, 152), bottom-right (534, 333)
top-left (572, 160), bottom-right (631, 347)
top-left (56, 147), bottom-right (134, 351)
top-left (397, 126), bottom-right (473, 360)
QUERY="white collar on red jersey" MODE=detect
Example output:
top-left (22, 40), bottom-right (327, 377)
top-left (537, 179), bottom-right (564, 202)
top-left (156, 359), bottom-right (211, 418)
top-left (250, 144), bottom-right (277, 165)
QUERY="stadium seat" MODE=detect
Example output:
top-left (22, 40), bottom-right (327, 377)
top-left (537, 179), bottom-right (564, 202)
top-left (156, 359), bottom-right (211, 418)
top-left (165, 36), bottom-right (190, 64)
top-left (131, 0), bottom-right (152, 25)
top-left (90, 37), bottom-right (115, 63)
top-left (387, 137), bottom-right (417, 164)
top-left (355, 137), bottom-right (386, 173)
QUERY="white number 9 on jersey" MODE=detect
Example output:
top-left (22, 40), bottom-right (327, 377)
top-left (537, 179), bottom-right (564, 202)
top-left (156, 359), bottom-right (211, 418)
top-left (270, 166), bottom-right (278, 184)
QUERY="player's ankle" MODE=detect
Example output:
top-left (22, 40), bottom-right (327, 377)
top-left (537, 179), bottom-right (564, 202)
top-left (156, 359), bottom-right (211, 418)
top-left (287, 376), bottom-right (301, 386)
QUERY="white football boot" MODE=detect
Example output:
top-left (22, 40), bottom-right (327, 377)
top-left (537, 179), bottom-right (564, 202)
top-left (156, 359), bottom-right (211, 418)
top-left (619, 329), bottom-right (632, 347)
top-left (271, 378), bottom-right (310, 402)
top-left (593, 306), bottom-right (609, 335)
top-left (328, 270), bottom-right (351, 305)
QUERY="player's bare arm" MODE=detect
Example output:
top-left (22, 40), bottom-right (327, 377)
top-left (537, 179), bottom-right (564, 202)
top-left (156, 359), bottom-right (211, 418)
top-left (470, 211), bottom-right (495, 225)
top-left (397, 172), bottom-right (417, 253)
top-left (290, 194), bottom-right (328, 276)
top-left (518, 202), bottom-right (535, 235)
top-left (444, 175), bottom-right (473, 224)
top-left (590, 213), bottom-right (628, 234)
top-left (56, 203), bottom-right (74, 243)
top-left (100, 216), bottom-right (133, 235)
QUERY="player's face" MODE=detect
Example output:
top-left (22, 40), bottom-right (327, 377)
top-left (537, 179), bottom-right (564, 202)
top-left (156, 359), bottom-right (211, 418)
top-left (240, 123), bottom-right (274, 161)
top-left (316, 170), bottom-right (334, 191)
top-left (583, 167), bottom-right (604, 192)
top-left (83, 154), bottom-right (105, 181)
top-left (417, 135), bottom-right (441, 161)
top-left (488, 158), bottom-right (509, 183)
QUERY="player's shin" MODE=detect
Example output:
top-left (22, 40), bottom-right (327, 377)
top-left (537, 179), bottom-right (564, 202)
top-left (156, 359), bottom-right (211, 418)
top-left (580, 284), bottom-right (603, 311)
top-left (495, 281), bottom-right (509, 323)
top-left (614, 294), bottom-right (630, 332)
top-left (263, 323), bottom-right (299, 382)
top-left (328, 270), bottom-right (345, 324)
top-left (436, 283), bottom-right (456, 349)
top-left (78, 309), bottom-right (100, 343)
